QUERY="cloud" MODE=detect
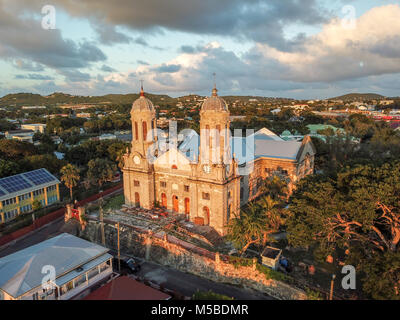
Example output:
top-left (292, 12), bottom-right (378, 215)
top-left (100, 64), bottom-right (117, 72)
top-left (0, 3), bottom-right (106, 70)
top-left (15, 74), bottom-right (54, 80)
top-left (93, 24), bottom-right (132, 45)
top-left (14, 0), bottom-right (328, 51)
top-left (13, 59), bottom-right (44, 72)
top-left (253, 4), bottom-right (400, 82)
top-left (152, 64), bottom-right (181, 73)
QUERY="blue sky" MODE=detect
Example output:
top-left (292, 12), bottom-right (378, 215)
top-left (1, 0), bottom-right (400, 99)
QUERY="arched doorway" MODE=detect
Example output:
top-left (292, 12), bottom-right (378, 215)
top-left (184, 198), bottom-right (190, 220)
top-left (203, 207), bottom-right (210, 226)
top-left (134, 192), bottom-right (140, 207)
top-left (172, 195), bottom-right (179, 212)
top-left (161, 193), bottom-right (167, 208)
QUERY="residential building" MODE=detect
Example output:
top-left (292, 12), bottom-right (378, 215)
top-left (0, 233), bottom-right (113, 300)
top-left (0, 168), bottom-right (60, 224)
top-left (21, 123), bottom-right (47, 133)
top-left (5, 129), bottom-right (35, 143)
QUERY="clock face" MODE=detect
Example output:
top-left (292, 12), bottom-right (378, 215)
top-left (203, 165), bottom-right (211, 174)
top-left (133, 155), bottom-right (140, 165)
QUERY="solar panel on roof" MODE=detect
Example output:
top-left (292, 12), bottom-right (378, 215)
top-left (23, 169), bottom-right (55, 186)
top-left (0, 175), bottom-right (32, 193)
top-left (0, 188), bottom-right (5, 196)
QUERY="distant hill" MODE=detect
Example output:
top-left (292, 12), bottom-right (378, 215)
top-left (0, 92), bottom-right (175, 107)
top-left (330, 93), bottom-right (385, 101)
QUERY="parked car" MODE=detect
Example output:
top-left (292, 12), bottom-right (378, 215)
top-left (114, 256), bottom-right (141, 274)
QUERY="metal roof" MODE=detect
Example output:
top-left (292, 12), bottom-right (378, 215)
top-left (0, 233), bottom-right (109, 298)
top-left (178, 127), bottom-right (303, 164)
top-left (0, 168), bottom-right (60, 202)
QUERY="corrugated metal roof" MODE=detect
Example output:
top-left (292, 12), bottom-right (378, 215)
top-left (178, 127), bottom-right (302, 164)
top-left (0, 233), bottom-right (109, 298)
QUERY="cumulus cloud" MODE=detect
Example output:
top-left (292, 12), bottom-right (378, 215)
top-left (10, 0), bottom-right (328, 51)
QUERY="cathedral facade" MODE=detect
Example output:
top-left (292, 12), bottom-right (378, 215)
top-left (123, 86), bottom-right (315, 235)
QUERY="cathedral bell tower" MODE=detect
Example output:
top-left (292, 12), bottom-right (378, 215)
top-left (122, 83), bottom-right (156, 209)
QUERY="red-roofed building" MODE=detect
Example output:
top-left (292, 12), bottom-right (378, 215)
top-left (83, 276), bottom-right (171, 300)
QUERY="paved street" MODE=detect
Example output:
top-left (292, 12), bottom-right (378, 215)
top-left (0, 218), bottom-right (65, 258)
top-left (134, 260), bottom-right (274, 300)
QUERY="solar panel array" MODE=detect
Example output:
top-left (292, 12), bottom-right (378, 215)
top-left (0, 168), bottom-right (58, 197)
top-left (23, 169), bottom-right (55, 186)
top-left (0, 175), bottom-right (32, 193)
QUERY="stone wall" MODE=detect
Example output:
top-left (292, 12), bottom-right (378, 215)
top-left (80, 219), bottom-right (306, 300)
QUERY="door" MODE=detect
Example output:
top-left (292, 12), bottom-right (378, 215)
top-left (203, 207), bottom-right (210, 226)
top-left (135, 192), bottom-right (140, 207)
top-left (172, 195), bottom-right (179, 212)
top-left (184, 198), bottom-right (190, 220)
top-left (161, 193), bottom-right (167, 208)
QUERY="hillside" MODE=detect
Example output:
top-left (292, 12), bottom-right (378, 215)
top-left (330, 93), bottom-right (385, 101)
top-left (0, 92), bottom-right (175, 107)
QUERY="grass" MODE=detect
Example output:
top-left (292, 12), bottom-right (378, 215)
top-left (103, 193), bottom-right (124, 212)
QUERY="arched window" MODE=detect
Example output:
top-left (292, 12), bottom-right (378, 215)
top-left (142, 121), bottom-right (148, 141)
top-left (134, 122), bottom-right (138, 140)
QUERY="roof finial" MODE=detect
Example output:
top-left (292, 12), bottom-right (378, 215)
top-left (212, 72), bottom-right (218, 96)
top-left (140, 79), bottom-right (145, 97)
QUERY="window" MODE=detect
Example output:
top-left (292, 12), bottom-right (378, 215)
top-left (160, 181), bottom-right (167, 188)
top-left (142, 121), bottom-right (148, 141)
top-left (135, 122), bottom-right (138, 140)
top-left (46, 185), bottom-right (56, 192)
top-left (88, 267), bottom-right (99, 280)
top-left (18, 193), bottom-right (31, 201)
top-left (33, 189), bottom-right (44, 197)
top-left (134, 180), bottom-right (140, 187)
top-left (2, 197), bottom-right (16, 207)
top-left (184, 185), bottom-right (190, 192)
top-left (228, 190), bottom-right (231, 199)
top-left (75, 274), bottom-right (87, 287)
top-left (202, 192), bottom-right (210, 200)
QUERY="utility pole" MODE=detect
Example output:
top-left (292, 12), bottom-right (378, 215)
top-left (329, 274), bottom-right (336, 300)
top-left (116, 222), bottom-right (121, 273)
top-left (99, 197), bottom-right (105, 246)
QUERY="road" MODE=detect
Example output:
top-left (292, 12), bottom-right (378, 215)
top-left (0, 219), bottom-right (274, 300)
top-left (134, 260), bottom-right (274, 300)
top-left (0, 218), bottom-right (65, 258)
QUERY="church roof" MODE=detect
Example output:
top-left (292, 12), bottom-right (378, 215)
top-left (201, 86), bottom-right (228, 112)
top-left (178, 128), bottom-right (311, 165)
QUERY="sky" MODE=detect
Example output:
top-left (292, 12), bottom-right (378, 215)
top-left (0, 0), bottom-right (400, 99)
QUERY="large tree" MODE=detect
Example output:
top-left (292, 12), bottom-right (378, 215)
top-left (87, 158), bottom-right (116, 187)
top-left (287, 161), bottom-right (400, 299)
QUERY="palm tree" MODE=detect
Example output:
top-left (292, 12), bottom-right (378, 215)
top-left (60, 164), bottom-right (80, 201)
top-left (227, 202), bottom-right (266, 256)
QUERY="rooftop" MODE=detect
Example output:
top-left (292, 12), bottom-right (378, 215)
top-left (83, 276), bottom-right (170, 300)
top-left (0, 233), bottom-right (110, 298)
top-left (0, 168), bottom-right (60, 201)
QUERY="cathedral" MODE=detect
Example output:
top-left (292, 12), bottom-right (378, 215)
top-left (123, 85), bottom-right (316, 235)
